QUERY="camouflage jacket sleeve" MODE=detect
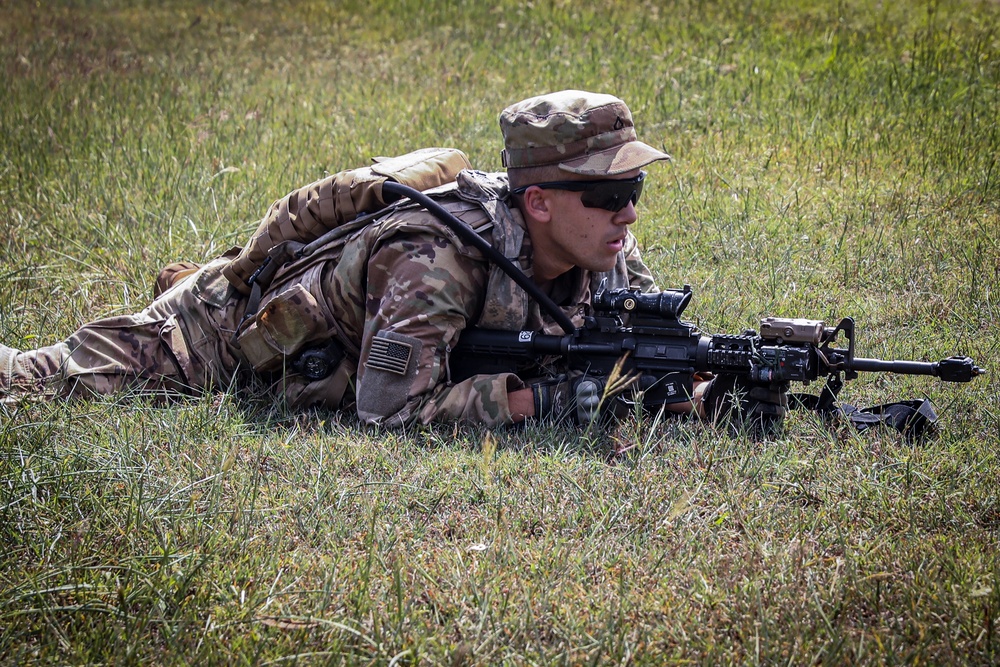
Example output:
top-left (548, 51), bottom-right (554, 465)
top-left (623, 231), bottom-right (658, 293)
top-left (354, 230), bottom-right (526, 428)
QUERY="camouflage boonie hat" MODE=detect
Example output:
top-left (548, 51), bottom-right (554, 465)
top-left (499, 90), bottom-right (670, 176)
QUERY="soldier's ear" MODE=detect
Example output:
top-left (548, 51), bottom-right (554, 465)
top-left (520, 186), bottom-right (552, 223)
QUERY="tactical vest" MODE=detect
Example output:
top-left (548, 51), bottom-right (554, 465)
top-left (230, 168), bottom-right (636, 382)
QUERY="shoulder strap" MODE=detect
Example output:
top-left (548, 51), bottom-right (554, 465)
top-left (838, 399), bottom-right (938, 440)
top-left (223, 148), bottom-right (472, 294)
top-left (791, 392), bottom-right (938, 440)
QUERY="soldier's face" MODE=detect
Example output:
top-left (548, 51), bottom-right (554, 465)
top-left (531, 170), bottom-right (641, 279)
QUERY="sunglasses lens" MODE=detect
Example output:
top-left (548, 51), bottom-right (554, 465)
top-left (579, 175), bottom-right (644, 212)
top-left (514, 172), bottom-right (646, 212)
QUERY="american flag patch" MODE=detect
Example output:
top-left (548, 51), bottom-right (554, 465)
top-left (367, 337), bottom-right (413, 375)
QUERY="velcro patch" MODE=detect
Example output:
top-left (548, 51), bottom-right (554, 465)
top-left (357, 330), bottom-right (423, 424)
top-left (367, 336), bottom-right (414, 375)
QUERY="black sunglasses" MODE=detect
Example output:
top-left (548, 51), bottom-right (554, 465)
top-left (511, 171), bottom-right (646, 212)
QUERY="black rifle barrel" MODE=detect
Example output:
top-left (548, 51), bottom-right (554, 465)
top-left (850, 358), bottom-right (939, 375)
top-left (850, 355), bottom-right (984, 382)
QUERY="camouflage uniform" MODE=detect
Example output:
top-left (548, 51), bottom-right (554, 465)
top-left (0, 170), bottom-right (655, 427)
top-left (2, 89), bottom-right (670, 427)
top-left (0, 255), bottom-right (246, 402)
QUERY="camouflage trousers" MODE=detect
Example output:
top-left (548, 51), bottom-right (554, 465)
top-left (0, 260), bottom-right (247, 401)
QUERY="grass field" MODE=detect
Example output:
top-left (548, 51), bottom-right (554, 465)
top-left (2, 0), bottom-right (999, 664)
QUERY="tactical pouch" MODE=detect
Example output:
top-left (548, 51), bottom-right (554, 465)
top-left (223, 147), bottom-right (471, 294)
top-left (235, 284), bottom-right (327, 372)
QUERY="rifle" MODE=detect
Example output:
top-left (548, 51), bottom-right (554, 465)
top-left (449, 285), bottom-right (984, 433)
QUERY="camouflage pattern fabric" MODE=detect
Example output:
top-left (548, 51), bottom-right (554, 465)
top-left (222, 148), bottom-right (471, 294)
top-left (1, 171), bottom-right (658, 428)
top-left (251, 170), bottom-right (657, 426)
top-left (1, 257), bottom-right (246, 401)
top-left (499, 90), bottom-right (670, 176)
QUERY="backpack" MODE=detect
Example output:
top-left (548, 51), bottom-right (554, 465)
top-left (222, 147), bottom-right (472, 294)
